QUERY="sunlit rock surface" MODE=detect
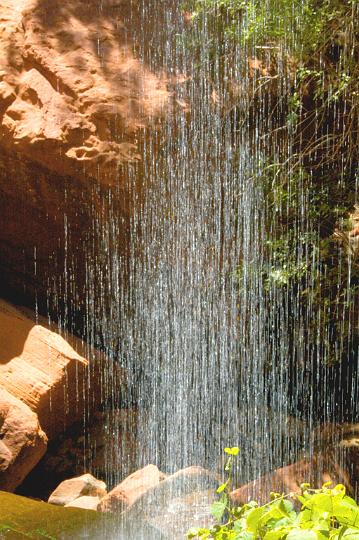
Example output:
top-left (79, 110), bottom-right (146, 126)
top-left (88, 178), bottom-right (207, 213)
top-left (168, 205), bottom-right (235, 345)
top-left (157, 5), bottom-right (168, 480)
top-left (0, 388), bottom-right (47, 492)
top-left (0, 0), bottom-right (170, 182)
top-left (0, 299), bottom-right (108, 491)
top-left (65, 495), bottom-right (102, 511)
top-left (98, 464), bottom-right (167, 513)
top-left (0, 0), bottom-right (173, 317)
top-left (48, 473), bottom-right (106, 506)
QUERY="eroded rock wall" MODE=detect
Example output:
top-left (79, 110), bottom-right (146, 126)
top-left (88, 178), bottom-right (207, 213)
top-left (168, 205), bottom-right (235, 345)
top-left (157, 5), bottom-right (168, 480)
top-left (0, 0), bottom-right (173, 318)
top-left (0, 0), bottom-right (170, 182)
top-left (0, 299), bottom-right (116, 491)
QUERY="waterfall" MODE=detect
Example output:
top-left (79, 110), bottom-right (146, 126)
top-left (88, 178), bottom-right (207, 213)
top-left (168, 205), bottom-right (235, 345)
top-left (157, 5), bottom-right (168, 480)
top-left (40, 0), bottom-right (358, 537)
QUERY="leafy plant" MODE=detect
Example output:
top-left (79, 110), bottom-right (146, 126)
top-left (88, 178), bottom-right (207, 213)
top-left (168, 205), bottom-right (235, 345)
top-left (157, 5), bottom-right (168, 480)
top-left (182, 0), bottom-right (358, 423)
top-left (187, 449), bottom-right (359, 539)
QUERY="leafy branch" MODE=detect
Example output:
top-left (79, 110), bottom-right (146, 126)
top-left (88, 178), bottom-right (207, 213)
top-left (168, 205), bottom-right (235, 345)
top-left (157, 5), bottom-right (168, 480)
top-left (187, 449), bottom-right (359, 539)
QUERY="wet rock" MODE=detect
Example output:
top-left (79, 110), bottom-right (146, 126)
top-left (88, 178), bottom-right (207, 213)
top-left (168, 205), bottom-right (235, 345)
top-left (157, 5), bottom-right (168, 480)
top-left (65, 495), bottom-right (102, 511)
top-left (121, 466), bottom-right (219, 539)
top-left (98, 464), bottom-right (167, 513)
top-left (147, 489), bottom-right (217, 540)
top-left (230, 459), bottom-right (320, 505)
top-left (230, 424), bottom-right (359, 505)
top-left (48, 473), bottom-right (107, 506)
top-left (0, 389), bottom-right (47, 491)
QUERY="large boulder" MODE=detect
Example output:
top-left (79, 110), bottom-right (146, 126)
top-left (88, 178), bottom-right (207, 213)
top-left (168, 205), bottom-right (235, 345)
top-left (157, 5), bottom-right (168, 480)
top-left (231, 424), bottom-right (359, 505)
top-left (230, 458), bottom-right (334, 505)
top-left (98, 464), bottom-right (167, 513)
top-left (48, 473), bottom-right (106, 506)
top-left (0, 389), bottom-right (47, 491)
top-left (121, 466), bottom-right (219, 539)
top-left (0, 299), bottom-right (101, 438)
top-left (0, 298), bottom-right (115, 491)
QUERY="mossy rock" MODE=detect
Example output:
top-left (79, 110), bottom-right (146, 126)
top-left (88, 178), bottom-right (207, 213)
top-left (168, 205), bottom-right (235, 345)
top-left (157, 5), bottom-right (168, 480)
top-left (0, 491), bottom-right (169, 539)
top-left (0, 491), bottom-right (104, 539)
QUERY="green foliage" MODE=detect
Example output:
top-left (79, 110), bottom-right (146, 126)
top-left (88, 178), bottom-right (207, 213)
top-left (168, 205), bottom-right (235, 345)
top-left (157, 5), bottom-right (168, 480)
top-left (184, 0), bottom-right (358, 377)
top-left (187, 450), bottom-right (359, 540)
top-left (184, 0), bottom-right (357, 59)
top-left (0, 490), bottom-right (106, 540)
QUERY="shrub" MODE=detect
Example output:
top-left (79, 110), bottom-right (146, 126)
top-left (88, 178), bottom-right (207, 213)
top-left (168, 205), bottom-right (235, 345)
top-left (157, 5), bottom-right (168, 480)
top-left (187, 449), bottom-right (359, 539)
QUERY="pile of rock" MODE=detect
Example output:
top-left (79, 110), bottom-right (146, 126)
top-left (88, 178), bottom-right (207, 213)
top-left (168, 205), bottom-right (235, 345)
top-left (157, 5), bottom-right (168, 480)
top-left (48, 465), bottom-right (218, 539)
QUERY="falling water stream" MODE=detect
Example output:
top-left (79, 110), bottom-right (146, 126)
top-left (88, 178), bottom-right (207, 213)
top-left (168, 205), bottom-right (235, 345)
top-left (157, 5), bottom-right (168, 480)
top-left (36, 1), bottom-right (359, 538)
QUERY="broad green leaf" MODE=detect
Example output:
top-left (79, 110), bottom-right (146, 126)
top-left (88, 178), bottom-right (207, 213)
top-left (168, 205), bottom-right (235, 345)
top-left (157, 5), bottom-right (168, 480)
top-left (314, 529), bottom-right (330, 540)
top-left (264, 530), bottom-right (287, 540)
top-left (341, 527), bottom-right (359, 539)
top-left (280, 499), bottom-right (295, 514)
top-left (236, 532), bottom-right (254, 540)
top-left (210, 500), bottom-right (227, 521)
top-left (333, 501), bottom-right (359, 527)
top-left (246, 507), bottom-right (267, 533)
top-left (304, 493), bottom-right (332, 512)
top-left (233, 518), bottom-right (247, 532)
top-left (343, 497), bottom-right (359, 509)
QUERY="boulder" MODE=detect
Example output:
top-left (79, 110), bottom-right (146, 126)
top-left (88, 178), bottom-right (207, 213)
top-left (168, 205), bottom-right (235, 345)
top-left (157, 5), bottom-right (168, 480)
top-left (48, 473), bottom-right (106, 506)
top-left (65, 495), bottom-right (102, 511)
top-left (231, 424), bottom-right (359, 505)
top-left (121, 466), bottom-right (219, 539)
top-left (17, 409), bottom-right (137, 501)
top-left (0, 299), bottom-right (117, 492)
top-left (125, 466), bottom-right (219, 513)
top-left (230, 458), bottom-right (324, 505)
top-left (0, 299), bottom-right (105, 439)
top-left (146, 490), bottom-right (216, 540)
top-left (0, 389), bottom-right (47, 492)
top-left (98, 464), bottom-right (167, 513)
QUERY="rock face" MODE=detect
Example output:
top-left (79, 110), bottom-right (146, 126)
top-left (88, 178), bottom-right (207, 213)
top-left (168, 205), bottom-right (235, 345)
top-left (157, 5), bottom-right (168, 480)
top-left (0, 0), bottom-right (174, 319)
top-left (0, 299), bottom-right (109, 491)
top-left (0, 0), bottom-right (170, 183)
top-left (0, 389), bottom-right (47, 492)
top-left (98, 464), bottom-right (167, 513)
top-left (48, 473), bottom-right (106, 506)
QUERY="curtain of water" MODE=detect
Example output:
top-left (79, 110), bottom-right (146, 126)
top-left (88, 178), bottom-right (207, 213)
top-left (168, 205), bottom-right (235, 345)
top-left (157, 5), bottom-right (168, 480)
top-left (41, 0), bottom-right (358, 520)
top-left (118, 0), bottom-right (299, 481)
